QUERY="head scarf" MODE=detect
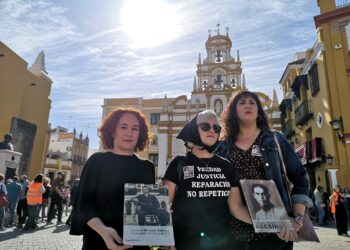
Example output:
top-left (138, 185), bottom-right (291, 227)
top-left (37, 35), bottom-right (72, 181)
top-left (176, 112), bottom-right (218, 153)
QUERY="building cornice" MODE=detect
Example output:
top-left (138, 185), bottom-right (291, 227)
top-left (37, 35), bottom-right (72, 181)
top-left (314, 5), bottom-right (350, 28)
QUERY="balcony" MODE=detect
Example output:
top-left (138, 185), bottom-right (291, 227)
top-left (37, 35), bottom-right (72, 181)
top-left (279, 98), bottom-right (292, 116)
top-left (282, 119), bottom-right (295, 139)
top-left (291, 75), bottom-right (308, 100)
top-left (336, 0), bottom-right (350, 8)
top-left (295, 100), bottom-right (313, 126)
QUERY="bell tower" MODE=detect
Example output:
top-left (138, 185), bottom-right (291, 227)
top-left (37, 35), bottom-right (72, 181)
top-left (192, 24), bottom-right (243, 116)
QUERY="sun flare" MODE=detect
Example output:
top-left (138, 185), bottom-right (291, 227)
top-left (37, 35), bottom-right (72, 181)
top-left (121, 0), bottom-right (181, 48)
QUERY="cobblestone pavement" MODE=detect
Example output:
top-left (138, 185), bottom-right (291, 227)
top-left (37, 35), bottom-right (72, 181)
top-left (1, 216), bottom-right (349, 249)
top-left (294, 222), bottom-right (350, 250)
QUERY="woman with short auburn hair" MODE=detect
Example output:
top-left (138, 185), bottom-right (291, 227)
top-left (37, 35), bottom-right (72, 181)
top-left (99, 108), bottom-right (151, 152)
top-left (70, 108), bottom-right (155, 250)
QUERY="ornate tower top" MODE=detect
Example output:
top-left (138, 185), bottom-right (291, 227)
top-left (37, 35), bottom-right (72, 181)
top-left (194, 26), bottom-right (242, 93)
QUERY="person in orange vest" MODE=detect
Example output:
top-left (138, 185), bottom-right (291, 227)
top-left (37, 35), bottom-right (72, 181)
top-left (24, 174), bottom-right (45, 230)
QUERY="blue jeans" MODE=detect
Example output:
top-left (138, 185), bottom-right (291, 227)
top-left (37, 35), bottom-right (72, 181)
top-left (41, 204), bottom-right (47, 218)
top-left (0, 206), bottom-right (4, 228)
top-left (316, 202), bottom-right (325, 224)
top-left (8, 201), bottom-right (17, 225)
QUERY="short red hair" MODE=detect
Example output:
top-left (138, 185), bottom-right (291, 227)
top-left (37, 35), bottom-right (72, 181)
top-left (98, 108), bottom-right (151, 152)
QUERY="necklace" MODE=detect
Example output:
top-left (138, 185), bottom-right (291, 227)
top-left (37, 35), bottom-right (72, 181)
top-left (193, 154), bottom-right (214, 168)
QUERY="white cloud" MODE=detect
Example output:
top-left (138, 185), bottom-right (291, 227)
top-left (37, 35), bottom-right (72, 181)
top-left (1, 0), bottom-right (321, 148)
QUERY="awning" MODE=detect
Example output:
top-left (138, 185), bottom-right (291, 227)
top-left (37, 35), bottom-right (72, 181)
top-left (295, 143), bottom-right (307, 165)
top-left (309, 137), bottom-right (323, 163)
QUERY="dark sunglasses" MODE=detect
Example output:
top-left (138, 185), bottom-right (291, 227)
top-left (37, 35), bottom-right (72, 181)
top-left (197, 123), bottom-right (222, 133)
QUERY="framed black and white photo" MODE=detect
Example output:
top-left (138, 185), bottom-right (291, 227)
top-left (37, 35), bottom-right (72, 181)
top-left (240, 179), bottom-right (293, 233)
top-left (123, 183), bottom-right (174, 246)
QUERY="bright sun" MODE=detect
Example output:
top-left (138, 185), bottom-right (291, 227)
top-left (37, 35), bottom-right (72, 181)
top-left (121, 0), bottom-right (181, 48)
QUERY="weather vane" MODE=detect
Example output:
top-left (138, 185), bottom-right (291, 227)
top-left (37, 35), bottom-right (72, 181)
top-left (208, 29), bottom-right (212, 37)
top-left (226, 26), bottom-right (229, 36)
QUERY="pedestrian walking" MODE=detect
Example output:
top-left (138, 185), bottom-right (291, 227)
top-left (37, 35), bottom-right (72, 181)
top-left (61, 185), bottom-right (71, 216)
top-left (5, 176), bottom-right (22, 227)
top-left (0, 173), bottom-right (8, 230)
top-left (40, 177), bottom-right (51, 221)
top-left (330, 185), bottom-right (349, 237)
top-left (70, 108), bottom-right (155, 250)
top-left (344, 187), bottom-right (350, 225)
top-left (47, 171), bottom-right (65, 224)
top-left (24, 174), bottom-right (45, 230)
top-left (16, 175), bottom-right (30, 228)
top-left (314, 186), bottom-right (326, 226)
top-left (66, 178), bottom-right (79, 225)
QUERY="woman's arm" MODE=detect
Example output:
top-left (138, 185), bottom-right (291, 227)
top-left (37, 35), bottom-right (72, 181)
top-left (227, 187), bottom-right (252, 224)
top-left (277, 133), bottom-right (313, 208)
top-left (163, 179), bottom-right (176, 209)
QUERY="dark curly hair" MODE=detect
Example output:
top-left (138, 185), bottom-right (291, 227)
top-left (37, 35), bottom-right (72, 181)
top-left (98, 108), bottom-right (151, 152)
top-left (221, 90), bottom-right (269, 143)
top-left (33, 174), bottom-right (44, 183)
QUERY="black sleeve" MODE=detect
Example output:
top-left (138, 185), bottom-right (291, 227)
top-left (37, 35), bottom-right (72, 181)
top-left (163, 157), bottom-right (180, 184)
top-left (217, 156), bottom-right (239, 187)
top-left (70, 153), bottom-right (100, 235)
top-left (227, 163), bottom-right (239, 188)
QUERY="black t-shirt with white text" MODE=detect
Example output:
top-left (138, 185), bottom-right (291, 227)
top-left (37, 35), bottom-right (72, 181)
top-left (164, 153), bottom-right (238, 249)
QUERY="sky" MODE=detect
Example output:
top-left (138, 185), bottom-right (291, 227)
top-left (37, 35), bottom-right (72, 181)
top-left (0, 0), bottom-right (322, 149)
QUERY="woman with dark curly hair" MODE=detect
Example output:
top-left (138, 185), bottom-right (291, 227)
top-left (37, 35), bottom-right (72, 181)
top-left (70, 108), bottom-right (155, 250)
top-left (217, 90), bottom-right (313, 249)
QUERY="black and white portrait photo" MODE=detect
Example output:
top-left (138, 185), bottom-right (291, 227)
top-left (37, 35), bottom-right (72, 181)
top-left (240, 179), bottom-right (293, 233)
top-left (123, 183), bottom-right (174, 246)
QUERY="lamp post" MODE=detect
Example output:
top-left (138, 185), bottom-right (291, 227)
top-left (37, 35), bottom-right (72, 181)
top-left (329, 116), bottom-right (344, 142)
top-left (324, 154), bottom-right (333, 194)
top-left (325, 154), bottom-right (334, 166)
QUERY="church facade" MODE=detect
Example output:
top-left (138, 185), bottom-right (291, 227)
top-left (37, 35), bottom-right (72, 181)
top-left (102, 29), bottom-right (280, 180)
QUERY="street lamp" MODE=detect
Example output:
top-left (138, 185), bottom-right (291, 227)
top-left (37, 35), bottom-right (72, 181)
top-left (325, 154), bottom-right (333, 166)
top-left (329, 116), bottom-right (344, 142)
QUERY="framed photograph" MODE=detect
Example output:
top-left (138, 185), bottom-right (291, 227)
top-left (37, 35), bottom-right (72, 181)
top-left (123, 183), bottom-right (175, 246)
top-left (240, 179), bottom-right (293, 233)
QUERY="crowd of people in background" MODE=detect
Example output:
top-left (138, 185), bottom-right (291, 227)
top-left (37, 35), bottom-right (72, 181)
top-left (1, 90), bottom-right (350, 250)
top-left (0, 171), bottom-right (79, 231)
top-left (312, 184), bottom-right (350, 237)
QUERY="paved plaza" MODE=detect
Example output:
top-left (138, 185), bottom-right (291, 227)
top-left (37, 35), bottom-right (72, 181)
top-left (0, 216), bottom-right (349, 249)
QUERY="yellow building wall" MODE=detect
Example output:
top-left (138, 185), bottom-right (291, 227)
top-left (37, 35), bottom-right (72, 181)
top-left (0, 42), bottom-right (27, 136)
top-left (315, 3), bottom-right (350, 187)
top-left (0, 42), bottom-right (52, 179)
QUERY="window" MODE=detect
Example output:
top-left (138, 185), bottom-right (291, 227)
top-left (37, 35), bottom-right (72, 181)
top-left (309, 63), bottom-right (320, 96)
top-left (149, 153), bottom-right (158, 166)
top-left (150, 113), bottom-right (160, 125)
top-left (151, 135), bottom-right (158, 146)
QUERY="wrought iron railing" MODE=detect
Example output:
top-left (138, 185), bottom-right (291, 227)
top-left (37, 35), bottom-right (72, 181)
top-left (282, 119), bottom-right (295, 139)
top-left (295, 100), bottom-right (313, 126)
top-left (336, 0), bottom-right (350, 8)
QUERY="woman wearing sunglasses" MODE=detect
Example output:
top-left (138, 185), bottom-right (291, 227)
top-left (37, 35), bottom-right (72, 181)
top-left (163, 110), bottom-right (238, 250)
top-left (217, 90), bottom-right (313, 249)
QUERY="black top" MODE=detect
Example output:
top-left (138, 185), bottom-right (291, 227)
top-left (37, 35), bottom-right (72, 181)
top-left (164, 153), bottom-right (237, 250)
top-left (229, 135), bottom-right (269, 241)
top-left (42, 185), bottom-right (51, 199)
top-left (70, 152), bottom-right (155, 250)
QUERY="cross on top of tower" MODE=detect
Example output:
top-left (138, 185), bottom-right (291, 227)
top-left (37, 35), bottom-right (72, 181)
top-left (214, 23), bottom-right (220, 35)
